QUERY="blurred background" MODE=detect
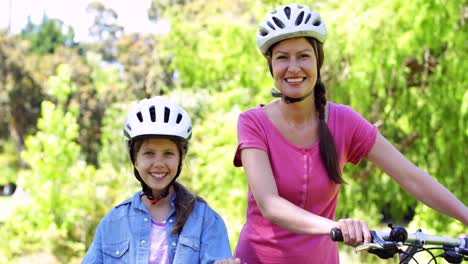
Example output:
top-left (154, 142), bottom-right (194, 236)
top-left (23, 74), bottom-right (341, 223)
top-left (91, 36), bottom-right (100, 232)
top-left (0, 0), bottom-right (466, 263)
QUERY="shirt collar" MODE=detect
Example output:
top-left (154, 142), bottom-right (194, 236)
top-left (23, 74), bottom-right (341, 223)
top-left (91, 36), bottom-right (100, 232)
top-left (131, 191), bottom-right (177, 213)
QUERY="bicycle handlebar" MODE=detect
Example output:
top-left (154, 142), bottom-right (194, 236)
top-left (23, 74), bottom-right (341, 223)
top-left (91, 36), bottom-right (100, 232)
top-left (330, 227), bottom-right (467, 248)
top-left (330, 225), bottom-right (468, 263)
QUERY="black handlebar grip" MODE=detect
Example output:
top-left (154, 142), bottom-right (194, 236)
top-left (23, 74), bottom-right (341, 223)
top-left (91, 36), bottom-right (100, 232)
top-left (459, 247), bottom-right (468, 256)
top-left (330, 228), bottom-right (344, 242)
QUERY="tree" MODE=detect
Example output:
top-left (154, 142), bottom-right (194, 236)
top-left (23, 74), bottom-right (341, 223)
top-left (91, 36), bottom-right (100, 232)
top-left (148, 0), bottom-right (193, 22)
top-left (20, 15), bottom-right (75, 54)
top-left (0, 31), bottom-right (43, 168)
top-left (85, 1), bottom-right (123, 62)
top-left (116, 33), bottom-right (175, 98)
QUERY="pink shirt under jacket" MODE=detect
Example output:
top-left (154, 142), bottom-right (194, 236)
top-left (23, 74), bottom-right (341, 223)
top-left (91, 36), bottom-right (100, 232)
top-left (233, 102), bottom-right (377, 264)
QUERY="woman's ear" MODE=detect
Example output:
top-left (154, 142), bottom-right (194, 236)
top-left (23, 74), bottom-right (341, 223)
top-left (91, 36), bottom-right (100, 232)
top-left (267, 57), bottom-right (274, 77)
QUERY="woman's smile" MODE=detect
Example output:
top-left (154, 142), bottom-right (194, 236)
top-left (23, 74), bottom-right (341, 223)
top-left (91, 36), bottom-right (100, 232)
top-left (271, 37), bottom-right (318, 98)
top-left (284, 76), bottom-right (306, 87)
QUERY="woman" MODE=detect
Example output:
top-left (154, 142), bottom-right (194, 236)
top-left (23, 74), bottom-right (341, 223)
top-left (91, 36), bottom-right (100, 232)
top-left (83, 96), bottom-right (239, 264)
top-left (233, 3), bottom-right (468, 263)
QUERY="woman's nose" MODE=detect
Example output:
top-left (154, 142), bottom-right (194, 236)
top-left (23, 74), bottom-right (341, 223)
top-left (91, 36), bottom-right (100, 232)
top-left (287, 59), bottom-right (300, 72)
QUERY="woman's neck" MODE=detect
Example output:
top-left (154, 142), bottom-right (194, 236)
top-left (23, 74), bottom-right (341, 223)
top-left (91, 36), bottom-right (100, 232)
top-left (277, 99), bottom-right (318, 128)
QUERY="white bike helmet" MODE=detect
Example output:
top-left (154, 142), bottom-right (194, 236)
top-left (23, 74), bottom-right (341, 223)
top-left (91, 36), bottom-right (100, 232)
top-left (257, 3), bottom-right (327, 56)
top-left (124, 96), bottom-right (192, 142)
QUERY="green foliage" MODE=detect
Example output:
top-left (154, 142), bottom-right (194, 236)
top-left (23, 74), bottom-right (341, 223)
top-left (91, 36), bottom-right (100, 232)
top-left (0, 66), bottom-right (134, 262)
top-left (0, 140), bottom-right (18, 185)
top-left (324, 0), bottom-right (467, 234)
top-left (2, 0), bottom-right (467, 261)
top-left (97, 102), bottom-right (130, 167)
top-left (21, 15), bottom-right (75, 54)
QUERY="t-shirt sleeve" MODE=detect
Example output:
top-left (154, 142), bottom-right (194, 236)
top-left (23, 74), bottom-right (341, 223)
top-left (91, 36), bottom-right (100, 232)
top-left (342, 106), bottom-right (378, 165)
top-left (233, 110), bottom-right (268, 167)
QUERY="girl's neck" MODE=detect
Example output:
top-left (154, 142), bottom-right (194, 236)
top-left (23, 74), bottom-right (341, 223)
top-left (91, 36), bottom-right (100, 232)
top-left (141, 187), bottom-right (174, 218)
top-left (142, 192), bottom-right (173, 222)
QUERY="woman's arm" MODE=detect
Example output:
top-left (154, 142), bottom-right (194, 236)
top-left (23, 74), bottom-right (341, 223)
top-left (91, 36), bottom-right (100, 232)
top-left (367, 133), bottom-right (468, 224)
top-left (241, 148), bottom-right (337, 235)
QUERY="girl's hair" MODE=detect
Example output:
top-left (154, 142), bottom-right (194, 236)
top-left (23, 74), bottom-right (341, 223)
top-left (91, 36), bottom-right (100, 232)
top-left (130, 136), bottom-right (204, 234)
top-left (171, 182), bottom-right (204, 234)
top-left (267, 37), bottom-right (344, 184)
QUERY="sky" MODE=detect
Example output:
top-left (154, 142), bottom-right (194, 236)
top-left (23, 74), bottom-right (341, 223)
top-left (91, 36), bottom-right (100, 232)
top-left (0, 0), bottom-right (169, 42)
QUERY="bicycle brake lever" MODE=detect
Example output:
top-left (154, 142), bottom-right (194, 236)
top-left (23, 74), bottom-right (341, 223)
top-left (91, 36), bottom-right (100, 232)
top-left (366, 230), bottom-right (400, 259)
top-left (356, 243), bottom-right (383, 251)
top-left (371, 230), bottom-right (399, 250)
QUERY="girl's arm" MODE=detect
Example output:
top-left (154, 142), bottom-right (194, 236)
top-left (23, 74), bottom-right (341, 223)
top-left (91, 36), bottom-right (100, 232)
top-left (200, 210), bottom-right (234, 263)
top-left (81, 226), bottom-right (103, 264)
top-left (367, 133), bottom-right (468, 224)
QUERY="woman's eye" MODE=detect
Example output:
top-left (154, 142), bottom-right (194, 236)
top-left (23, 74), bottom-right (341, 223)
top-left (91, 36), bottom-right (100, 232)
top-left (274, 55), bottom-right (287, 60)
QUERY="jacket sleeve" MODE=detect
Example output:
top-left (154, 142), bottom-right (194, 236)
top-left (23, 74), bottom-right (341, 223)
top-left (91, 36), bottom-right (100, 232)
top-left (200, 208), bottom-right (233, 264)
top-left (81, 222), bottom-right (104, 264)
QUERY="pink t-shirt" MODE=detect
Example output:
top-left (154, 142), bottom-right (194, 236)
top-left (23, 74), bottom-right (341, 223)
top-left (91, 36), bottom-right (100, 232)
top-left (233, 102), bottom-right (377, 264)
top-left (149, 219), bottom-right (170, 264)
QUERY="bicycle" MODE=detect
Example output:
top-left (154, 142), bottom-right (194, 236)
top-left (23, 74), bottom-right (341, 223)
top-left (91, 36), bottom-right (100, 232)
top-left (330, 224), bottom-right (468, 263)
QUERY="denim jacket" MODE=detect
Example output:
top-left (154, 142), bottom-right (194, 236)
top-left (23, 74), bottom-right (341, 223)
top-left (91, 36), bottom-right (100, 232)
top-left (82, 191), bottom-right (233, 264)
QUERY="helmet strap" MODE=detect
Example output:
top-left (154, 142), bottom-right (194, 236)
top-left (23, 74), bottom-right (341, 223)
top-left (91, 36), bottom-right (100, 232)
top-left (271, 88), bottom-right (314, 104)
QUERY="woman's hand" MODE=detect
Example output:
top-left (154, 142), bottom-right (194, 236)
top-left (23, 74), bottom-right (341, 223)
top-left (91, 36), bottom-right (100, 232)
top-left (214, 258), bottom-right (241, 264)
top-left (335, 218), bottom-right (372, 247)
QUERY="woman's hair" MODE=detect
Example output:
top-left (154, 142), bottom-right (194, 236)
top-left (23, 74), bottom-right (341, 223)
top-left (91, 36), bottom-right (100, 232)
top-left (130, 136), bottom-right (203, 234)
top-left (267, 37), bottom-right (344, 184)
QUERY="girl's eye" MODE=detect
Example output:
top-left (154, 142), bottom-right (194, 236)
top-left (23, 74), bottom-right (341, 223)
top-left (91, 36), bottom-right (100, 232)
top-left (300, 54), bottom-right (310, 58)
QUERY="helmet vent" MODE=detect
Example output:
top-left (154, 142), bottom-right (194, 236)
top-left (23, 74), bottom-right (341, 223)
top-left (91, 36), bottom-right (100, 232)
top-left (295, 11), bottom-right (304, 25)
top-left (176, 113), bottom-right (183, 124)
top-left (164, 107), bottom-right (170, 123)
top-left (298, 5), bottom-right (304, 9)
top-left (284, 6), bottom-right (291, 19)
top-left (260, 29), bottom-right (268, 36)
top-left (304, 13), bottom-right (312, 24)
top-left (149, 106), bottom-right (156, 122)
top-left (126, 124), bottom-right (132, 131)
top-left (266, 21), bottom-right (275, 30)
top-left (313, 19), bottom-right (322, 26)
top-left (137, 112), bottom-right (143, 122)
top-left (272, 17), bottom-right (285, 29)
top-left (187, 127), bottom-right (192, 134)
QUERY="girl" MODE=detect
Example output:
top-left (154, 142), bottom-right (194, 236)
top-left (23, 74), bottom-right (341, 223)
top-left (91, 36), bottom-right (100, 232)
top-left (83, 96), bottom-right (239, 264)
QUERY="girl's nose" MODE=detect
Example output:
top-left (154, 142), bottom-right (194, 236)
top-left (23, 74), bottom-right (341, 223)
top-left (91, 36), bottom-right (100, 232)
top-left (151, 155), bottom-right (165, 166)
